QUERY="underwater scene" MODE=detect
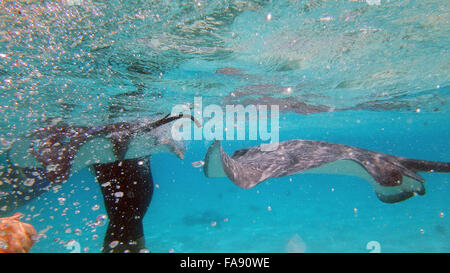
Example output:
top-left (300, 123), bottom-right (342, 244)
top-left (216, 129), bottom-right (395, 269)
top-left (0, 0), bottom-right (449, 253)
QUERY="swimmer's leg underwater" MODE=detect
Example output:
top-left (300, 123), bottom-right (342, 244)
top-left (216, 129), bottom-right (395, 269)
top-left (92, 156), bottom-right (153, 253)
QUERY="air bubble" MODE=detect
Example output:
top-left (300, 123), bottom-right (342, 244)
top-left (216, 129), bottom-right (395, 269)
top-left (58, 197), bottom-right (66, 205)
top-left (23, 178), bottom-right (35, 187)
top-left (109, 241), bottom-right (119, 249)
top-left (95, 214), bottom-right (107, 226)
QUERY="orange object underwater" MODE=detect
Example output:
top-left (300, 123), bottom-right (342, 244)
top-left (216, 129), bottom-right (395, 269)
top-left (0, 212), bottom-right (37, 253)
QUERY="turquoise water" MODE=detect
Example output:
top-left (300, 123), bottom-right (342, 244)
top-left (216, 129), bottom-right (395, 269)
top-left (1, 0), bottom-right (449, 253)
top-left (23, 110), bottom-right (450, 253)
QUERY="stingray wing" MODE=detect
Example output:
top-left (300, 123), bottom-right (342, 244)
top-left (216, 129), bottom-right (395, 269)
top-left (204, 140), bottom-right (346, 189)
top-left (5, 115), bottom-right (188, 183)
top-left (204, 140), bottom-right (450, 203)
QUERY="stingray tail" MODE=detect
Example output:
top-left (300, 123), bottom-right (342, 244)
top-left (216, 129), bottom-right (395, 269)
top-left (398, 158), bottom-right (450, 173)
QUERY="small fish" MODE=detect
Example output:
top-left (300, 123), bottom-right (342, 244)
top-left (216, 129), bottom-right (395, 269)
top-left (192, 160), bottom-right (205, 168)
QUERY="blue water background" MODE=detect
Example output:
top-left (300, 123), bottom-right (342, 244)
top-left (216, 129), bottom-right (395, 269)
top-left (1, 0), bottom-right (448, 253)
top-left (26, 109), bottom-right (450, 253)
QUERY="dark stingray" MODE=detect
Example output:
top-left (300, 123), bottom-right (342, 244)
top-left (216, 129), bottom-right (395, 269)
top-left (6, 113), bottom-right (198, 183)
top-left (2, 113), bottom-right (199, 252)
top-left (204, 140), bottom-right (450, 203)
top-left (182, 210), bottom-right (225, 227)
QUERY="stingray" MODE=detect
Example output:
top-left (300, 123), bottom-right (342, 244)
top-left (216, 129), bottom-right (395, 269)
top-left (203, 140), bottom-right (450, 203)
top-left (182, 210), bottom-right (225, 227)
top-left (2, 113), bottom-right (199, 253)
